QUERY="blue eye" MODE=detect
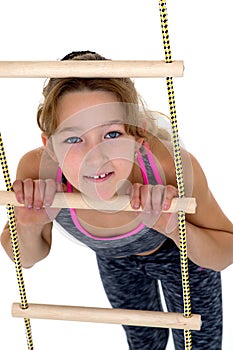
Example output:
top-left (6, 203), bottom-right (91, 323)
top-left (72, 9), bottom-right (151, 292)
top-left (65, 136), bottom-right (81, 144)
top-left (105, 131), bottom-right (122, 139)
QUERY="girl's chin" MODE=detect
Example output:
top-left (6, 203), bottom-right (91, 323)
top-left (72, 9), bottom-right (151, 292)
top-left (67, 181), bottom-right (115, 200)
top-left (81, 191), bottom-right (116, 201)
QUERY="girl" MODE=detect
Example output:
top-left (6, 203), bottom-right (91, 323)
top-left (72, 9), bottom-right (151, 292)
top-left (1, 51), bottom-right (233, 350)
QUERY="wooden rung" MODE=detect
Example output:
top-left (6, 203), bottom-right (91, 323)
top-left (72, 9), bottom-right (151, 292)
top-left (0, 60), bottom-right (184, 78)
top-left (12, 303), bottom-right (201, 331)
top-left (0, 191), bottom-right (196, 213)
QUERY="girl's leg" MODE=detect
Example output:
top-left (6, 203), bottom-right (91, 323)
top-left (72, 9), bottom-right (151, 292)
top-left (96, 254), bottom-right (169, 350)
top-left (135, 239), bottom-right (223, 349)
top-left (161, 262), bottom-right (222, 349)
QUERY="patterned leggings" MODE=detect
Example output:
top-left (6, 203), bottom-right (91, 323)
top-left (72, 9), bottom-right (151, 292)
top-left (96, 239), bottom-right (222, 350)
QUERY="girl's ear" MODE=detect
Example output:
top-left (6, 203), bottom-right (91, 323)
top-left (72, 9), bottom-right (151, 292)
top-left (135, 137), bottom-right (144, 151)
top-left (41, 133), bottom-right (58, 162)
top-left (41, 132), bottom-right (48, 147)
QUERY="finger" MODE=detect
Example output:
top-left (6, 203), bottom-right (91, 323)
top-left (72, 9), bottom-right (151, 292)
top-left (23, 178), bottom-right (34, 208)
top-left (139, 195), bottom-right (158, 228)
top-left (130, 183), bottom-right (141, 209)
top-left (33, 180), bottom-right (45, 209)
top-left (44, 181), bottom-right (63, 221)
top-left (151, 185), bottom-right (164, 214)
top-left (162, 185), bottom-right (178, 211)
top-left (12, 180), bottom-right (24, 204)
top-left (141, 186), bottom-right (163, 228)
top-left (43, 179), bottom-right (58, 207)
top-left (140, 185), bottom-right (152, 213)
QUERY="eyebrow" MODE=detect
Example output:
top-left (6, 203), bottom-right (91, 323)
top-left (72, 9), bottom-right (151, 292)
top-left (55, 126), bottom-right (82, 135)
top-left (55, 120), bottom-right (124, 135)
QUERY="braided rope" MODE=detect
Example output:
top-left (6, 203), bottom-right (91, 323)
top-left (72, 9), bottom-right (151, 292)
top-left (0, 133), bottom-right (34, 349)
top-left (158, 1), bottom-right (192, 348)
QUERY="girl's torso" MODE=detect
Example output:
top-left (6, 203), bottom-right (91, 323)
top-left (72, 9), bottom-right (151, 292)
top-left (54, 140), bottom-right (170, 257)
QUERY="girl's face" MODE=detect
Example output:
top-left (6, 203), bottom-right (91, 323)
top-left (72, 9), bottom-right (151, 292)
top-left (51, 91), bottom-right (139, 200)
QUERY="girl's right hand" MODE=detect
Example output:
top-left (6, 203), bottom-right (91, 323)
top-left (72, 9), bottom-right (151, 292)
top-left (13, 179), bottom-right (63, 226)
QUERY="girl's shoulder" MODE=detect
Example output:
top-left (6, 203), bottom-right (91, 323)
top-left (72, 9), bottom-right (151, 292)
top-left (147, 136), bottom-right (195, 191)
top-left (16, 147), bottom-right (58, 180)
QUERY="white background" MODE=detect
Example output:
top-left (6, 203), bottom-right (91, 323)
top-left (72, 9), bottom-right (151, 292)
top-left (0, 0), bottom-right (232, 349)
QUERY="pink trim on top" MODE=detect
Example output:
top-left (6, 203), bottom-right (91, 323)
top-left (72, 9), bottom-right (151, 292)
top-left (136, 150), bottom-right (149, 185)
top-left (69, 190), bottom-right (145, 241)
top-left (143, 142), bottom-right (163, 185)
top-left (69, 210), bottom-right (145, 241)
top-left (57, 141), bottom-right (162, 241)
top-left (56, 167), bottom-right (63, 183)
top-left (57, 167), bottom-right (145, 240)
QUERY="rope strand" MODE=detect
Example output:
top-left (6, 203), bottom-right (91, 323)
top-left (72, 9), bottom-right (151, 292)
top-left (0, 133), bottom-right (34, 349)
top-left (158, 1), bottom-right (192, 348)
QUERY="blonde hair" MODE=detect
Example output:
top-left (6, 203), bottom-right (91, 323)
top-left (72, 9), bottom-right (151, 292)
top-left (37, 51), bottom-right (170, 140)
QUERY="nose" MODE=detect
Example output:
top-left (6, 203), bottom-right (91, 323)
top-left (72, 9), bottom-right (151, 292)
top-left (84, 143), bottom-right (110, 169)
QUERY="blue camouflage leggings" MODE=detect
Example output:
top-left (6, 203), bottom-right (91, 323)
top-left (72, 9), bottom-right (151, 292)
top-left (96, 239), bottom-right (222, 350)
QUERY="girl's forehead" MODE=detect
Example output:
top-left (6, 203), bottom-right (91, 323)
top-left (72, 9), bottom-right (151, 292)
top-left (57, 90), bottom-right (121, 122)
top-left (55, 102), bottom-right (126, 134)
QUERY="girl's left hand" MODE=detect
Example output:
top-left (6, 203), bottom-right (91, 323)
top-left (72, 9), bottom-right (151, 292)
top-left (130, 184), bottom-right (179, 236)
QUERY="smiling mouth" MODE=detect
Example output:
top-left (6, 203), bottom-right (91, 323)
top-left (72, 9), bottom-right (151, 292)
top-left (84, 172), bottom-right (114, 182)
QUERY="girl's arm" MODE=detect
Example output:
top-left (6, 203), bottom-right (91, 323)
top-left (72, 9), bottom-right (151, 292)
top-left (130, 146), bottom-right (233, 271)
top-left (0, 147), bottom-right (59, 268)
top-left (1, 221), bottom-right (52, 268)
top-left (171, 154), bottom-right (233, 271)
